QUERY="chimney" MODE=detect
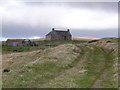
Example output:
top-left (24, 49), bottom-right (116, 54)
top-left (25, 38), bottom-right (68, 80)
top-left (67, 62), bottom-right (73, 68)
top-left (67, 29), bottom-right (70, 32)
top-left (52, 28), bottom-right (55, 31)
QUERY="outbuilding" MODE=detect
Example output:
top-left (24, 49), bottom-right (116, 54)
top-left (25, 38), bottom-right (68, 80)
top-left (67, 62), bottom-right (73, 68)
top-left (6, 39), bottom-right (32, 46)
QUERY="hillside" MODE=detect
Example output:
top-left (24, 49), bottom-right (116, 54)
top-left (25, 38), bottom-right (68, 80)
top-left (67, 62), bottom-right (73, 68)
top-left (2, 38), bottom-right (118, 88)
top-left (30, 37), bottom-right (100, 41)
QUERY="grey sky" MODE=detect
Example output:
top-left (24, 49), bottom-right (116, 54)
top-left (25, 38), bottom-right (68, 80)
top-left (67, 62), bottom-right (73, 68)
top-left (1, 1), bottom-right (118, 40)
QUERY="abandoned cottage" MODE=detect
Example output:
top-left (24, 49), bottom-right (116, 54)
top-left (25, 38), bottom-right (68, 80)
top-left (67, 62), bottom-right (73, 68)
top-left (46, 28), bottom-right (72, 40)
top-left (6, 39), bottom-right (36, 46)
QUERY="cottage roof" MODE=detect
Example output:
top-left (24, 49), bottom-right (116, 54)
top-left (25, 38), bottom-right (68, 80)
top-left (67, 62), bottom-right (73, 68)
top-left (46, 30), bottom-right (71, 36)
top-left (6, 39), bottom-right (26, 42)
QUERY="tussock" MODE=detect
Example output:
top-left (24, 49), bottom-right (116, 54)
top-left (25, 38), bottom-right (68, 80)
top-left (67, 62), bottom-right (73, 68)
top-left (2, 44), bottom-right (79, 69)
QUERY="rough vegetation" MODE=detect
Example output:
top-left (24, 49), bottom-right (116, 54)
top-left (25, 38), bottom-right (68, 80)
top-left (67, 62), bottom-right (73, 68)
top-left (0, 44), bottom-right (2, 89)
top-left (2, 40), bottom-right (87, 54)
top-left (2, 38), bottom-right (118, 88)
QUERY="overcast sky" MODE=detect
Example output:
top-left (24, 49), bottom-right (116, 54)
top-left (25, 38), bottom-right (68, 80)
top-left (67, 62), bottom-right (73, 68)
top-left (0, 0), bottom-right (118, 41)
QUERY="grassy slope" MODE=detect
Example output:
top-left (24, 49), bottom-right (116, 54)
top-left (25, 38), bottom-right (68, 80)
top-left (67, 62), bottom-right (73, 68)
top-left (2, 40), bottom-right (87, 54)
top-left (41, 44), bottom-right (117, 88)
top-left (0, 44), bottom-right (2, 89)
top-left (2, 39), bottom-right (118, 88)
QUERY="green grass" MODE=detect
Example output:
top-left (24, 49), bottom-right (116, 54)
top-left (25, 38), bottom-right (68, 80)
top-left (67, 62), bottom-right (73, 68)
top-left (2, 39), bottom-right (118, 88)
top-left (2, 40), bottom-right (87, 54)
top-left (0, 43), bottom-right (2, 89)
top-left (101, 37), bottom-right (118, 43)
top-left (75, 45), bottom-right (117, 88)
top-left (37, 40), bottom-right (87, 43)
top-left (2, 46), bottom-right (44, 54)
top-left (3, 62), bottom-right (65, 88)
top-left (36, 40), bottom-right (88, 47)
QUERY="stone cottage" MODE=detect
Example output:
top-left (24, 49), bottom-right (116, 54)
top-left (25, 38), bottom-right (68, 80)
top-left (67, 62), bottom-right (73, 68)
top-left (46, 28), bottom-right (72, 40)
top-left (6, 39), bottom-right (35, 46)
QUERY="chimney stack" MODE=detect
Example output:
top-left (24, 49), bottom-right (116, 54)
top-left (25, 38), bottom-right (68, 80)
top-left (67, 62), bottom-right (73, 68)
top-left (67, 29), bottom-right (70, 32)
top-left (52, 28), bottom-right (55, 31)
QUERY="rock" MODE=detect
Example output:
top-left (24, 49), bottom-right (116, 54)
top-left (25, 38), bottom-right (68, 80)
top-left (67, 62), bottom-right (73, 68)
top-left (3, 69), bottom-right (10, 73)
top-left (13, 50), bottom-right (17, 52)
top-left (88, 40), bottom-right (99, 43)
top-left (106, 40), bottom-right (111, 43)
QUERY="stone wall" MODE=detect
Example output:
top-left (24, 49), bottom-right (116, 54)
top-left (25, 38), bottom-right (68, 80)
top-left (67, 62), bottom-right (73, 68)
top-left (46, 35), bottom-right (71, 40)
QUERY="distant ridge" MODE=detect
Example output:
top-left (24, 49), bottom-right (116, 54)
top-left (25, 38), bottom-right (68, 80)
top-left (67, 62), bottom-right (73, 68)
top-left (30, 37), bottom-right (45, 41)
top-left (72, 36), bottom-right (100, 40)
top-left (30, 36), bottom-right (100, 41)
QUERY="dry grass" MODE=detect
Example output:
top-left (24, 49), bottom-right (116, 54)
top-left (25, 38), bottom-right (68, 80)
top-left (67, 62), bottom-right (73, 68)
top-left (2, 39), bottom-right (118, 88)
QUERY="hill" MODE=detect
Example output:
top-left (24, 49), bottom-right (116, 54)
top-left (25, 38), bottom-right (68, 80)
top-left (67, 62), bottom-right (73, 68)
top-left (72, 36), bottom-right (100, 40)
top-left (30, 37), bottom-right (100, 41)
top-left (2, 38), bottom-right (118, 88)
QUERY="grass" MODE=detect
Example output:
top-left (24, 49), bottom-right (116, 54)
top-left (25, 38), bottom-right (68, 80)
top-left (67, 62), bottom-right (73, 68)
top-left (2, 44), bottom-right (79, 88)
top-left (0, 43), bottom-right (2, 89)
top-left (2, 40), bottom-right (87, 54)
top-left (36, 40), bottom-right (88, 43)
top-left (2, 39), bottom-right (118, 88)
top-left (3, 62), bottom-right (65, 88)
top-left (75, 45), bottom-right (117, 88)
top-left (2, 46), bottom-right (43, 54)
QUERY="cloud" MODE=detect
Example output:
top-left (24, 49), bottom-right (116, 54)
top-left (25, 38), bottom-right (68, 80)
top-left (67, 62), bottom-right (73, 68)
top-left (1, 1), bottom-right (118, 31)
top-left (0, 1), bottom-right (118, 40)
top-left (62, 9), bottom-right (117, 30)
